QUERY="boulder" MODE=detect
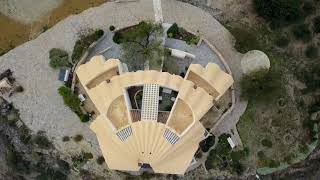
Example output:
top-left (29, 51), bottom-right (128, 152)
top-left (241, 50), bottom-right (270, 74)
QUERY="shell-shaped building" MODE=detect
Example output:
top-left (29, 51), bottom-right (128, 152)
top-left (76, 56), bottom-right (233, 174)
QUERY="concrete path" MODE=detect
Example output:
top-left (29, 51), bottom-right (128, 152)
top-left (0, 0), bottom-right (246, 176)
top-left (153, 0), bottom-right (163, 23)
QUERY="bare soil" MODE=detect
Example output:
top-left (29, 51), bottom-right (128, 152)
top-left (0, 0), bottom-right (106, 55)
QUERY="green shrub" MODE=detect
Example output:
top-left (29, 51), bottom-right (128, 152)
top-left (58, 86), bottom-right (88, 122)
top-left (313, 16), bottom-right (320, 33)
top-left (83, 152), bottom-right (93, 159)
top-left (302, 1), bottom-right (316, 16)
top-left (257, 151), bottom-right (265, 159)
top-left (269, 160), bottom-right (280, 168)
top-left (109, 25), bottom-right (115, 31)
top-left (305, 45), bottom-right (318, 59)
top-left (230, 147), bottom-right (250, 161)
top-left (62, 136), bottom-right (70, 142)
top-left (73, 134), bottom-right (83, 142)
top-left (274, 35), bottom-right (290, 47)
top-left (33, 134), bottom-right (52, 149)
top-left (36, 168), bottom-right (67, 180)
top-left (252, 0), bottom-right (303, 27)
top-left (71, 29), bottom-right (104, 63)
top-left (49, 48), bottom-right (71, 69)
top-left (228, 27), bottom-right (261, 53)
top-left (113, 31), bottom-right (123, 44)
top-left (292, 24), bottom-right (312, 42)
top-left (240, 69), bottom-right (282, 102)
top-left (200, 135), bottom-right (215, 152)
top-left (96, 156), bottom-right (105, 165)
top-left (167, 23), bottom-right (179, 37)
top-left (261, 138), bottom-right (273, 147)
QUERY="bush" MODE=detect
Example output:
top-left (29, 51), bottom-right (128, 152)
top-left (36, 168), bottom-right (67, 180)
top-left (96, 156), bottom-right (105, 165)
top-left (112, 31), bottom-right (123, 44)
top-left (253, 0), bottom-right (303, 27)
top-left (302, 1), bottom-right (316, 16)
top-left (200, 135), bottom-right (215, 152)
top-left (49, 48), bottom-right (71, 69)
top-left (83, 152), bottom-right (93, 159)
top-left (313, 16), bottom-right (320, 33)
top-left (33, 134), bottom-right (52, 149)
top-left (274, 35), bottom-right (290, 47)
top-left (109, 25), bottom-right (115, 31)
top-left (167, 23), bottom-right (179, 37)
top-left (62, 136), bottom-right (70, 142)
top-left (73, 134), bottom-right (83, 142)
top-left (15, 86), bottom-right (24, 92)
top-left (58, 86), bottom-right (88, 122)
top-left (305, 45), bottom-right (318, 59)
top-left (228, 27), bottom-right (261, 53)
top-left (292, 24), bottom-right (312, 42)
top-left (261, 138), bottom-right (273, 147)
top-left (71, 29), bottom-right (104, 63)
top-left (240, 69), bottom-right (282, 102)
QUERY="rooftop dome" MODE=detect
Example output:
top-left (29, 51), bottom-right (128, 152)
top-left (241, 50), bottom-right (270, 74)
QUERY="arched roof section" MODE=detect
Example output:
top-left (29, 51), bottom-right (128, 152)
top-left (76, 56), bottom-right (121, 89)
top-left (186, 63), bottom-right (234, 100)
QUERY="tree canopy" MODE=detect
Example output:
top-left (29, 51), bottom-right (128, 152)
top-left (253, 0), bottom-right (303, 27)
top-left (114, 21), bottom-right (164, 71)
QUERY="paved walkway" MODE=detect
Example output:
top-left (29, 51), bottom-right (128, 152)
top-left (0, 0), bottom-right (246, 177)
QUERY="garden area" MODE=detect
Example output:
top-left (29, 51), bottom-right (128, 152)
top-left (113, 21), bottom-right (164, 71)
top-left (167, 23), bottom-right (200, 45)
top-left (205, 134), bottom-right (249, 175)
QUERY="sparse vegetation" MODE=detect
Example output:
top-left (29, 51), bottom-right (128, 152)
top-left (72, 29), bottom-right (104, 63)
top-left (32, 133), bottom-right (52, 149)
top-left (274, 34), bottom-right (290, 47)
top-left (73, 134), bottom-right (83, 142)
top-left (252, 0), bottom-right (303, 27)
top-left (261, 138), bottom-right (273, 148)
top-left (58, 86), bottom-right (89, 122)
top-left (240, 68), bottom-right (282, 102)
top-left (302, 1), bottom-right (316, 16)
top-left (305, 45), bottom-right (318, 59)
top-left (49, 48), bottom-right (71, 69)
top-left (313, 16), bottom-right (320, 33)
top-left (292, 24), bottom-right (312, 42)
top-left (72, 152), bottom-right (93, 170)
top-left (227, 26), bottom-right (261, 53)
top-left (167, 23), bottom-right (200, 45)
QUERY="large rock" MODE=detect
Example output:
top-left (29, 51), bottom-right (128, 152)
top-left (241, 50), bottom-right (270, 74)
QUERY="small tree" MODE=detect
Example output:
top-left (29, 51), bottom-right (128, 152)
top-left (167, 23), bottom-right (179, 37)
top-left (118, 21), bottom-right (164, 70)
top-left (49, 48), bottom-right (71, 69)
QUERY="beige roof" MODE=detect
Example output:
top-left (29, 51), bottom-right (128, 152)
top-left (186, 63), bottom-right (234, 100)
top-left (75, 56), bottom-right (234, 174)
